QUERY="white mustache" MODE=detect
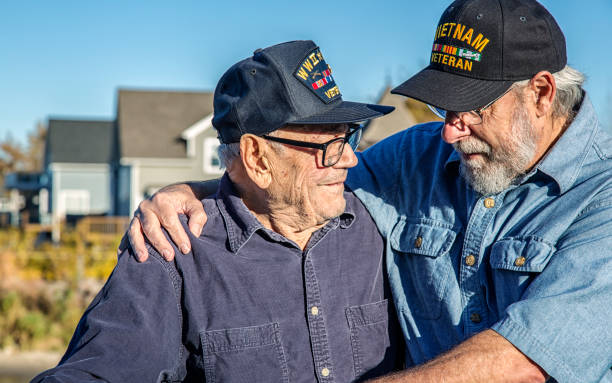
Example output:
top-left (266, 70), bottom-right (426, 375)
top-left (453, 137), bottom-right (492, 157)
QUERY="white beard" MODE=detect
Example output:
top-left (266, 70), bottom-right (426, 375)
top-left (453, 104), bottom-right (537, 195)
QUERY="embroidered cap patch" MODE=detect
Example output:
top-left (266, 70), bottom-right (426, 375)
top-left (429, 22), bottom-right (490, 73)
top-left (294, 48), bottom-right (342, 104)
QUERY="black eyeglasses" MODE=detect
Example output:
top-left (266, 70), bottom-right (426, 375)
top-left (262, 125), bottom-right (362, 167)
top-left (427, 86), bottom-right (513, 125)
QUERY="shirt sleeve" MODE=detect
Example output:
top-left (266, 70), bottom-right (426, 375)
top-left (492, 197), bottom-right (612, 383)
top-left (30, 247), bottom-right (185, 383)
top-left (347, 129), bottom-right (409, 236)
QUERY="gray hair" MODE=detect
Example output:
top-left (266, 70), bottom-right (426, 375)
top-left (216, 132), bottom-right (285, 169)
top-left (512, 65), bottom-right (585, 119)
top-left (217, 142), bottom-right (240, 169)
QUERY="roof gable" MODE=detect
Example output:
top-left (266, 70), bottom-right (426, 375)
top-left (181, 113), bottom-right (214, 157)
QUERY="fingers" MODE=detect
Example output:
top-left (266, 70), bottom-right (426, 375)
top-left (128, 216), bottom-right (150, 262)
top-left (125, 182), bottom-right (202, 262)
top-left (136, 206), bottom-right (176, 261)
top-left (157, 208), bottom-right (192, 256)
top-left (147, 192), bottom-right (192, 255)
top-left (184, 199), bottom-right (207, 238)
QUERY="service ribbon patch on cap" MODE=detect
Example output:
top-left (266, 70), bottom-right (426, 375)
top-left (294, 48), bottom-right (341, 104)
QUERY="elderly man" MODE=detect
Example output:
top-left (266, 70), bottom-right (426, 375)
top-left (129, 1), bottom-right (612, 382)
top-left (32, 40), bottom-right (402, 382)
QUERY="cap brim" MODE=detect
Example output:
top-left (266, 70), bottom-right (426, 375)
top-left (290, 101), bottom-right (394, 125)
top-left (391, 67), bottom-right (514, 112)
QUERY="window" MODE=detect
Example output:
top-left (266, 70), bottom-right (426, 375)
top-left (203, 138), bottom-right (224, 175)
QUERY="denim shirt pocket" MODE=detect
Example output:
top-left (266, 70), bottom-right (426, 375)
top-left (390, 219), bottom-right (457, 319)
top-left (346, 299), bottom-right (391, 381)
top-left (200, 322), bottom-right (289, 383)
top-left (489, 237), bottom-right (556, 311)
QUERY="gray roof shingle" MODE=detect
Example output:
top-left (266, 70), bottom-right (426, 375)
top-left (117, 89), bottom-right (214, 159)
top-left (45, 119), bottom-right (114, 165)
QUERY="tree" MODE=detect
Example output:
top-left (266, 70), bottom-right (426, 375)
top-left (0, 122), bottom-right (46, 174)
top-left (0, 122), bottom-right (47, 190)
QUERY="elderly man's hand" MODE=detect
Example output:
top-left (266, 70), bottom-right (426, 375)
top-left (119, 183), bottom-right (206, 262)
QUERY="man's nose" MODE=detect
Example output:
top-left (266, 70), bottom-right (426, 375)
top-left (335, 144), bottom-right (358, 168)
top-left (441, 113), bottom-right (472, 144)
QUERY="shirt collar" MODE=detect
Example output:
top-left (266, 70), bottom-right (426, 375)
top-left (535, 93), bottom-right (599, 194)
top-left (216, 174), bottom-right (356, 253)
top-left (445, 147), bottom-right (461, 171)
top-left (216, 174), bottom-right (266, 253)
top-left (444, 93), bottom-right (599, 194)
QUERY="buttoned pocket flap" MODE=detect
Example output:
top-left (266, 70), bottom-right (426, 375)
top-left (346, 299), bottom-right (388, 328)
top-left (201, 323), bottom-right (289, 383)
top-left (390, 220), bottom-right (457, 258)
top-left (490, 237), bottom-right (555, 272)
top-left (202, 322), bottom-right (279, 353)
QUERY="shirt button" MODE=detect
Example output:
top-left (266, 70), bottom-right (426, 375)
top-left (311, 306), bottom-right (319, 316)
top-left (483, 198), bottom-right (495, 208)
top-left (514, 256), bottom-right (526, 267)
top-left (465, 254), bottom-right (476, 266)
top-left (414, 236), bottom-right (423, 248)
top-left (470, 313), bottom-right (481, 323)
top-left (321, 367), bottom-right (330, 377)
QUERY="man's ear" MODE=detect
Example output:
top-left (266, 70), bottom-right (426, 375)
top-left (240, 134), bottom-right (272, 189)
top-left (529, 71), bottom-right (556, 118)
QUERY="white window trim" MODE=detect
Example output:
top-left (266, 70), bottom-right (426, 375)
top-left (203, 138), bottom-right (224, 175)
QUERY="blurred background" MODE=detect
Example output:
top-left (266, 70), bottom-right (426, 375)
top-left (0, 1), bottom-right (610, 381)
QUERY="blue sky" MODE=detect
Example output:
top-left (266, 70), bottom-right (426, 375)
top-left (1, 0), bottom-right (611, 144)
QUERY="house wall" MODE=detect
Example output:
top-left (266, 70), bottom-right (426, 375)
top-left (116, 165), bottom-right (131, 216)
top-left (119, 128), bottom-right (225, 216)
top-left (194, 127), bottom-right (225, 178)
top-left (49, 163), bottom-right (112, 219)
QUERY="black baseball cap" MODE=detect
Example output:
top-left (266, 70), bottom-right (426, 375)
top-left (392, 0), bottom-right (567, 112)
top-left (213, 40), bottom-right (394, 144)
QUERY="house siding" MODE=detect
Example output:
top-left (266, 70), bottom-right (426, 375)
top-left (49, 163), bottom-right (111, 218)
top-left (119, 123), bottom-right (224, 216)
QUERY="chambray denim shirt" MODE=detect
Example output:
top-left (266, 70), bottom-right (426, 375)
top-left (347, 95), bottom-right (612, 383)
top-left (32, 175), bottom-right (401, 383)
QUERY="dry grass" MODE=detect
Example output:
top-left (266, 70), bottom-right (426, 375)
top-left (0, 228), bottom-right (119, 352)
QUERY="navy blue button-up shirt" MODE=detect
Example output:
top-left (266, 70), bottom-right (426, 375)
top-left (33, 175), bottom-right (401, 383)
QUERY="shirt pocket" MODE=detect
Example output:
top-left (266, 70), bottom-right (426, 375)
top-left (489, 237), bottom-right (555, 311)
top-left (346, 299), bottom-right (392, 381)
top-left (390, 219), bottom-right (457, 319)
top-left (200, 322), bottom-right (289, 383)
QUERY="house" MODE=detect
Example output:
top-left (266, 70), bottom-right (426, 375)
top-left (360, 87), bottom-right (442, 150)
top-left (3, 119), bottom-right (114, 231)
top-left (115, 89), bottom-right (220, 216)
top-left (6, 89), bottom-right (220, 232)
top-left (44, 119), bottom-right (115, 224)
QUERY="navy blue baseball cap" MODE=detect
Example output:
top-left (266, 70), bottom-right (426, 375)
top-left (391, 0), bottom-right (566, 112)
top-left (213, 40), bottom-right (394, 144)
